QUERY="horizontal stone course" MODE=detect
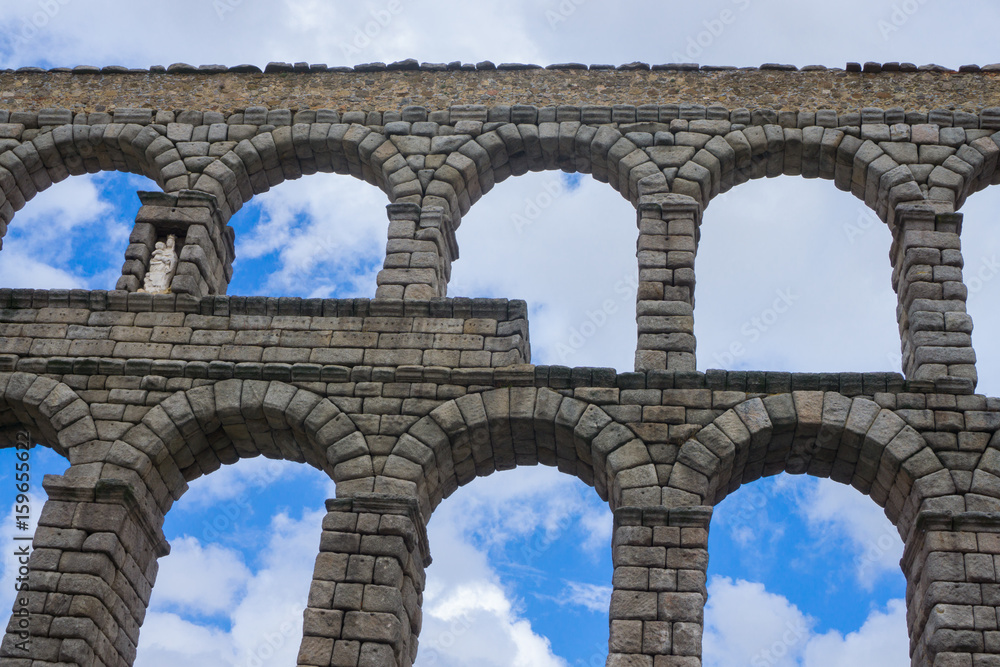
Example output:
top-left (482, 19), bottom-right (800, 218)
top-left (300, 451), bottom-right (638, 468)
top-left (4, 66), bottom-right (1000, 115)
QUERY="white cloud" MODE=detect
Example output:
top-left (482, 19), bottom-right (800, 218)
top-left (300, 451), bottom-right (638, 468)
top-left (149, 537), bottom-right (252, 616)
top-left (132, 612), bottom-right (236, 667)
top-left (418, 523), bottom-right (568, 667)
top-left (958, 187), bottom-right (1000, 397)
top-left (0, 250), bottom-right (87, 289)
top-left (180, 457), bottom-right (305, 507)
top-left (426, 466), bottom-right (612, 558)
top-left (803, 599), bottom-right (908, 667)
top-left (417, 468), bottom-right (609, 666)
top-left (796, 479), bottom-right (902, 589)
top-left (0, 172), bottom-right (140, 289)
top-left (712, 481), bottom-right (785, 550)
top-left (703, 577), bottom-right (908, 667)
top-left (556, 582), bottom-right (612, 613)
top-left (450, 174), bottom-right (639, 371)
top-left (704, 577), bottom-right (813, 667)
top-left (233, 175), bottom-right (387, 297)
top-left (2, 1), bottom-right (999, 69)
top-left (136, 507), bottom-right (324, 667)
top-left (695, 177), bottom-right (900, 373)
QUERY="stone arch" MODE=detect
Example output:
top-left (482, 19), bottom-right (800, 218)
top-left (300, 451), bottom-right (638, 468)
top-left (375, 387), bottom-right (654, 519)
top-left (69, 379), bottom-right (367, 515)
top-left (0, 122), bottom-right (189, 246)
top-left (665, 391), bottom-right (953, 536)
top-left (418, 122), bottom-right (1000, 232)
top-left (0, 371), bottom-right (97, 456)
top-left (189, 124), bottom-right (419, 222)
top-left (971, 429), bottom-right (1000, 511)
top-left (425, 124), bottom-right (664, 219)
top-left (926, 134), bottom-right (1000, 212)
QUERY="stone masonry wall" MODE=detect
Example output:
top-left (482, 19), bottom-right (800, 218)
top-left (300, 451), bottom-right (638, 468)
top-left (3, 65), bottom-right (1000, 667)
top-left (2, 63), bottom-right (1000, 114)
top-left (4, 290), bottom-right (1000, 664)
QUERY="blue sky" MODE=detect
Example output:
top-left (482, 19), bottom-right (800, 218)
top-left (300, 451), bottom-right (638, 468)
top-left (3, 1), bottom-right (1000, 665)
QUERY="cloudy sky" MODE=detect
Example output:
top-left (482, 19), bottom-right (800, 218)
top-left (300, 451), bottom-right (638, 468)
top-left (2, 1), bottom-right (1000, 665)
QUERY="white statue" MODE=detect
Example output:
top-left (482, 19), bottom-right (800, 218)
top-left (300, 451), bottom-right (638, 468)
top-left (139, 235), bottom-right (178, 294)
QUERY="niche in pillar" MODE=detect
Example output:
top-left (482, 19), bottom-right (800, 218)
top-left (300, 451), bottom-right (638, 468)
top-left (118, 190), bottom-right (236, 297)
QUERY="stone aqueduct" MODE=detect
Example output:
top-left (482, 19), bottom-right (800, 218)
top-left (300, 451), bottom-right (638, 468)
top-left (1, 61), bottom-right (1000, 666)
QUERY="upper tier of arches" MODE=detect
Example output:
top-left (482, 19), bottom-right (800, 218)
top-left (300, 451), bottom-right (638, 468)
top-left (0, 107), bottom-right (996, 264)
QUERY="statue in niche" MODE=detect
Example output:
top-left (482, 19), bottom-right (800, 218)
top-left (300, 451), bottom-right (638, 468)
top-left (139, 235), bottom-right (178, 294)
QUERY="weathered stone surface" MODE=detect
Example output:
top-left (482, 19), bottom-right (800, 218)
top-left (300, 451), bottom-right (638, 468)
top-left (5, 64), bottom-right (1000, 667)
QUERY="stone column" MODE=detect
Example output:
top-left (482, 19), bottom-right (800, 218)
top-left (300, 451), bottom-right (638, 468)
top-left (902, 510), bottom-right (1000, 667)
top-left (891, 202), bottom-right (977, 393)
top-left (608, 505), bottom-right (711, 666)
top-left (1, 475), bottom-right (169, 667)
top-left (297, 494), bottom-right (430, 667)
top-left (375, 203), bottom-right (456, 300)
top-left (635, 194), bottom-right (701, 373)
top-left (117, 190), bottom-right (236, 297)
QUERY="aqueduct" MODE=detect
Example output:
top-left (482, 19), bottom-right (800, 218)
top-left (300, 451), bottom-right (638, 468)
top-left (1, 60), bottom-right (1000, 666)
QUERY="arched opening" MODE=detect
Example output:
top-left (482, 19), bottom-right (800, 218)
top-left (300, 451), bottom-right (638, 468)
top-left (0, 172), bottom-right (156, 289)
top-left (957, 186), bottom-right (1000, 397)
top-left (704, 475), bottom-right (908, 666)
top-left (134, 457), bottom-right (332, 666)
top-left (663, 391), bottom-right (942, 666)
top-left (417, 466), bottom-right (613, 666)
top-left (694, 177), bottom-right (899, 373)
top-left (449, 171), bottom-right (639, 371)
top-left (226, 173), bottom-right (391, 298)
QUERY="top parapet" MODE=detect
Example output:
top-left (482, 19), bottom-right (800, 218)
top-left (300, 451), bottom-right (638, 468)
top-left (2, 60), bottom-right (999, 114)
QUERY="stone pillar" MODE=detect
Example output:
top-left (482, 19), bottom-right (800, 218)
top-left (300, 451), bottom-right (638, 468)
top-left (891, 202), bottom-right (977, 393)
top-left (1, 475), bottom-right (169, 667)
top-left (902, 510), bottom-right (1000, 667)
top-left (375, 203), bottom-right (456, 300)
top-left (297, 494), bottom-right (430, 667)
top-left (608, 505), bottom-right (711, 666)
top-left (635, 194), bottom-right (701, 373)
top-left (117, 190), bottom-right (236, 297)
